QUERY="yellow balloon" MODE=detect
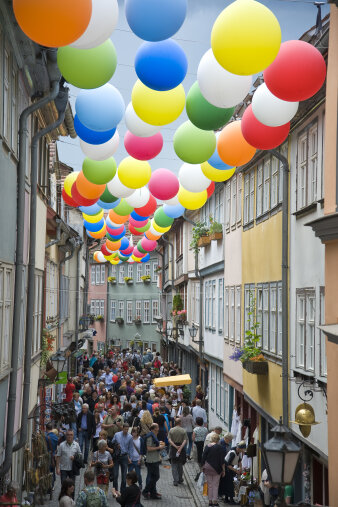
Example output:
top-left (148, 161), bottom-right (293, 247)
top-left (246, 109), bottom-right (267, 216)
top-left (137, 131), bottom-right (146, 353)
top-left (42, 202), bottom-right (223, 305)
top-left (104, 253), bottom-right (116, 261)
top-left (132, 80), bottom-right (185, 126)
top-left (151, 220), bottom-right (171, 233)
top-left (82, 210), bottom-right (104, 223)
top-left (178, 186), bottom-right (207, 210)
top-left (110, 259), bottom-right (120, 265)
top-left (131, 255), bottom-right (142, 262)
top-left (211, 0), bottom-right (281, 76)
top-left (118, 157), bottom-right (151, 189)
top-left (201, 163), bottom-right (236, 183)
top-left (64, 171), bottom-right (79, 195)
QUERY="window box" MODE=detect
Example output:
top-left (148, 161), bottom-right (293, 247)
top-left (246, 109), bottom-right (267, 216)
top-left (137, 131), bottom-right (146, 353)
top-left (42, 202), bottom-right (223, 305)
top-left (210, 232), bottom-right (223, 241)
top-left (124, 277), bottom-right (133, 285)
top-left (94, 315), bottom-right (104, 322)
top-left (108, 277), bottom-right (117, 284)
top-left (197, 235), bottom-right (211, 247)
top-left (141, 275), bottom-right (151, 284)
top-left (243, 360), bottom-right (268, 375)
top-left (116, 317), bottom-right (124, 325)
top-left (134, 318), bottom-right (142, 325)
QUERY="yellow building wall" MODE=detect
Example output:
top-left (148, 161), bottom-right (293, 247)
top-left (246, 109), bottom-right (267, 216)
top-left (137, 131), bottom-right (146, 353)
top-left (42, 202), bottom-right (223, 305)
top-left (243, 361), bottom-right (283, 422)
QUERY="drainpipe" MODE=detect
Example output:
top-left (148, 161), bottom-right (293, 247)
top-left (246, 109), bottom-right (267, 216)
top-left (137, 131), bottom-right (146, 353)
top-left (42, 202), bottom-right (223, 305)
top-left (270, 149), bottom-right (289, 427)
top-left (162, 236), bottom-right (175, 360)
top-left (0, 79), bottom-right (60, 477)
top-left (12, 86), bottom-right (69, 453)
top-left (75, 239), bottom-right (83, 374)
top-left (58, 240), bottom-right (76, 349)
top-left (155, 248), bottom-right (168, 360)
top-left (45, 218), bottom-right (62, 249)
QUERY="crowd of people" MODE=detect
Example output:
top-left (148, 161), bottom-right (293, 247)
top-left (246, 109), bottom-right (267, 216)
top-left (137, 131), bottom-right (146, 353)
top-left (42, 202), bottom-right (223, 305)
top-left (43, 348), bottom-right (253, 507)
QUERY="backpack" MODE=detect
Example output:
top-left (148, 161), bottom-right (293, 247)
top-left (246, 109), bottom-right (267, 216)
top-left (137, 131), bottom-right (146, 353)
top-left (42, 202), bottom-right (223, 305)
top-left (139, 432), bottom-right (157, 456)
top-left (132, 355), bottom-right (140, 369)
top-left (84, 487), bottom-right (103, 507)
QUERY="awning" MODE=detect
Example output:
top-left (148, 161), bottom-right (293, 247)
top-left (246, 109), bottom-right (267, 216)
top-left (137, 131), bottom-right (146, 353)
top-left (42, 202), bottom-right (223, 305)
top-left (153, 374), bottom-right (191, 387)
top-left (318, 324), bottom-right (338, 344)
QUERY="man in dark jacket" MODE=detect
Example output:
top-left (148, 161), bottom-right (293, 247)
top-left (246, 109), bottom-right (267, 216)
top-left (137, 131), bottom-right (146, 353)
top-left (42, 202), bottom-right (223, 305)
top-left (76, 403), bottom-right (95, 464)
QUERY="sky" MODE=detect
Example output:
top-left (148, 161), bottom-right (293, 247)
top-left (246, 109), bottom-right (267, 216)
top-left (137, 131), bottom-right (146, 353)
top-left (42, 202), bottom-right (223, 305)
top-left (57, 0), bottom-right (330, 175)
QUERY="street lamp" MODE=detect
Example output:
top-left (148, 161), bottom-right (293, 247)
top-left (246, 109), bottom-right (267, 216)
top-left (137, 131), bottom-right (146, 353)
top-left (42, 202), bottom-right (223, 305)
top-left (261, 417), bottom-right (301, 503)
top-left (45, 349), bottom-right (67, 382)
top-left (189, 323), bottom-right (203, 343)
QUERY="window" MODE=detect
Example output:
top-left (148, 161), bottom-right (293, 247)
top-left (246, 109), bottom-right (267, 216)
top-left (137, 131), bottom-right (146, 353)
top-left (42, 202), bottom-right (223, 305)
top-left (60, 275), bottom-right (69, 320)
top-left (308, 124), bottom-right (318, 205)
top-left (152, 300), bottom-right (159, 323)
top-left (11, 67), bottom-right (18, 154)
top-left (137, 264), bottom-right (142, 282)
top-left (244, 172), bottom-right (254, 225)
top-left (224, 287), bottom-right (229, 340)
top-left (0, 266), bottom-right (13, 371)
top-left (306, 295), bottom-right (315, 371)
top-left (91, 265), bottom-right (96, 285)
top-left (212, 280), bottom-right (216, 329)
top-left (3, 45), bottom-right (10, 141)
top-left (90, 300), bottom-right (95, 315)
top-left (235, 286), bottom-right (241, 344)
top-left (218, 279), bottom-right (224, 333)
top-left (277, 284), bottom-right (283, 356)
top-left (270, 285), bottom-right (277, 353)
top-left (136, 300), bottom-right (142, 320)
top-left (263, 286), bottom-right (269, 351)
top-left (320, 288), bottom-right (326, 377)
top-left (32, 273), bottom-right (43, 356)
top-left (46, 261), bottom-right (57, 319)
top-left (204, 281), bottom-right (209, 329)
top-left (225, 181), bottom-right (231, 231)
top-left (118, 301), bottom-right (124, 319)
top-left (230, 287), bottom-right (235, 341)
top-left (244, 285), bottom-right (254, 333)
top-left (128, 264), bottom-right (133, 279)
top-left (256, 286), bottom-right (263, 347)
top-left (110, 300), bottom-right (116, 321)
top-left (95, 300), bottom-right (100, 317)
top-left (152, 262), bottom-right (158, 281)
top-left (256, 163), bottom-right (263, 217)
top-left (231, 177), bottom-right (237, 227)
top-left (144, 301), bottom-right (150, 323)
top-left (119, 266), bottom-right (125, 284)
top-left (101, 265), bottom-right (105, 284)
top-left (296, 289), bottom-right (316, 371)
top-left (145, 263), bottom-right (150, 277)
top-left (263, 158), bottom-right (271, 213)
top-left (96, 265), bottom-right (101, 285)
top-left (296, 294), bottom-right (305, 368)
top-left (215, 186), bottom-right (224, 224)
top-left (297, 122), bottom-right (318, 210)
top-left (216, 366), bottom-right (220, 416)
top-left (279, 143), bottom-right (287, 203)
top-left (127, 301), bottom-right (133, 324)
top-left (271, 156), bottom-right (279, 208)
top-left (100, 300), bottom-right (104, 317)
top-left (237, 174), bottom-right (242, 225)
top-left (111, 266), bottom-right (117, 278)
top-left (210, 365), bottom-right (215, 412)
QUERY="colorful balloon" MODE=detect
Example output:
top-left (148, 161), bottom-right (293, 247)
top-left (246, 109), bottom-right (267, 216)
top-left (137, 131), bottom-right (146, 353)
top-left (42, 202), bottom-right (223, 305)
top-left (90, 224), bottom-right (107, 239)
top-left (131, 211), bottom-right (149, 222)
top-left (148, 169), bottom-right (179, 201)
top-left (64, 171), bottom-right (79, 196)
top-left (186, 81), bottom-right (234, 131)
top-left (107, 175), bottom-right (135, 198)
top-left (99, 186), bottom-right (119, 206)
top-left (124, 131), bottom-right (163, 161)
top-left (71, 182), bottom-right (99, 206)
top-left (82, 157), bottom-right (117, 185)
top-left (217, 121), bottom-right (256, 167)
top-left (174, 121), bottom-right (216, 164)
top-left (62, 188), bottom-right (78, 207)
top-left (125, 187), bottom-right (150, 208)
top-left (80, 131), bottom-right (120, 161)
top-left (207, 181), bottom-right (215, 198)
top-left (13, 0), bottom-right (92, 47)
top-left (70, 0), bottom-right (118, 49)
top-left (163, 203), bottom-right (185, 218)
top-left (134, 222), bottom-right (151, 233)
top-left (251, 83), bottom-right (298, 127)
top-left (135, 39), bottom-right (187, 91)
top-left (141, 237), bottom-right (158, 252)
top-left (84, 218), bottom-right (105, 232)
top-left (177, 187), bottom-right (207, 211)
top-left (152, 220), bottom-right (171, 233)
top-left (198, 50), bottom-right (252, 108)
top-left (82, 210), bottom-right (104, 222)
top-left (201, 163), bottom-right (236, 183)
top-left (163, 195), bottom-right (180, 206)
top-left (211, 0), bottom-right (281, 76)
top-left (118, 157), bottom-right (151, 189)
top-left (76, 84), bottom-right (125, 132)
top-left (75, 172), bottom-right (106, 199)
top-left (134, 194), bottom-right (157, 217)
top-left (106, 239), bottom-right (122, 251)
top-left (125, 0), bottom-right (187, 41)
top-left (125, 103), bottom-right (160, 138)
top-left (208, 133), bottom-right (233, 170)
top-left (153, 207), bottom-right (174, 228)
top-left (178, 163), bottom-right (211, 192)
top-left (74, 115), bottom-right (116, 145)
top-left (113, 199), bottom-right (134, 217)
top-left (141, 254), bottom-right (151, 263)
top-left (132, 80), bottom-right (185, 126)
top-left (109, 209), bottom-right (130, 224)
top-left (263, 40), bottom-right (326, 102)
top-left (79, 203), bottom-right (102, 215)
top-left (241, 105), bottom-right (290, 150)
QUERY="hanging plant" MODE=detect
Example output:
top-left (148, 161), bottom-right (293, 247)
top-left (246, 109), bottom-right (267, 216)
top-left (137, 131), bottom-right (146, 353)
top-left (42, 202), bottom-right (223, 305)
top-left (173, 294), bottom-right (183, 312)
top-left (190, 221), bottom-right (210, 254)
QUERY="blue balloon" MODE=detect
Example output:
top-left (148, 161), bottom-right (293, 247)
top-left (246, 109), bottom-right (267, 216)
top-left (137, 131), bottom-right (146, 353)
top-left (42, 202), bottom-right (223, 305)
top-left (106, 217), bottom-right (124, 230)
top-left (163, 203), bottom-right (185, 218)
top-left (135, 39), bottom-right (188, 91)
top-left (208, 146), bottom-right (233, 171)
top-left (120, 237), bottom-right (130, 250)
top-left (125, 0), bottom-right (187, 41)
top-left (141, 253), bottom-right (151, 263)
top-left (76, 84), bottom-right (125, 132)
top-left (84, 218), bottom-right (105, 232)
top-left (106, 227), bottom-right (126, 241)
top-left (131, 210), bottom-right (149, 221)
top-left (79, 203), bottom-right (102, 215)
top-left (97, 198), bottom-right (121, 210)
top-left (74, 115), bottom-right (116, 145)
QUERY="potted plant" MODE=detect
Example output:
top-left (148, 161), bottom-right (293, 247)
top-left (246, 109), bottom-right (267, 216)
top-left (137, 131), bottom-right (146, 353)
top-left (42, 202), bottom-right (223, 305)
top-left (124, 276), bottom-right (133, 285)
top-left (108, 276), bottom-right (116, 284)
top-left (190, 222), bottom-right (210, 254)
top-left (155, 265), bottom-right (162, 273)
top-left (141, 275), bottom-right (151, 284)
top-left (229, 293), bottom-right (268, 375)
top-left (177, 309), bottom-right (187, 322)
top-left (95, 314), bottom-right (104, 322)
top-left (116, 316), bottom-right (124, 325)
top-left (134, 315), bottom-right (142, 325)
top-left (209, 216), bottom-right (223, 241)
top-left (173, 294), bottom-right (183, 312)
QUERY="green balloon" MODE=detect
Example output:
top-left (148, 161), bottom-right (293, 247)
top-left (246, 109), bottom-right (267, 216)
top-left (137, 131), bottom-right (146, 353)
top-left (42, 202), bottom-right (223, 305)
top-left (57, 40), bottom-right (117, 89)
top-left (114, 199), bottom-right (134, 217)
top-left (137, 241), bottom-right (147, 254)
top-left (154, 207), bottom-right (174, 228)
top-left (100, 186), bottom-right (119, 204)
top-left (134, 222), bottom-right (151, 233)
top-left (118, 254), bottom-right (130, 261)
top-left (82, 157), bottom-right (117, 185)
top-left (186, 81), bottom-right (235, 131)
top-left (174, 121), bottom-right (216, 164)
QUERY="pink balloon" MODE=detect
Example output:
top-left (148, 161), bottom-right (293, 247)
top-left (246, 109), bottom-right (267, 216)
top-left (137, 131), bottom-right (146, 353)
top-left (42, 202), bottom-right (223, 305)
top-left (148, 168), bottom-right (179, 201)
top-left (106, 224), bottom-right (125, 236)
top-left (133, 247), bottom-right (145, 258)
top-left (129, 217), bottom-right (149, 228)
top-left (121, 245), bottom-right (134, 255)
top-left (124, 131), bottom-right (163, 161)
top-left (141, 237), bottom-right (157, 252)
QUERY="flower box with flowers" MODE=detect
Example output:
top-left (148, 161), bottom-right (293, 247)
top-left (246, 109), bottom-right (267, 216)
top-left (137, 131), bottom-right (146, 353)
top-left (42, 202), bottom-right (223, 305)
top-left (95, 314), bottom-right (104, 322)
top-left (108, 276), bottom-right (117, 284)
top-left (124, 276), bottom-right (133, 285)
top-left (141, 275), bottom-right (151, 283)
top-left (134, 316), bottom-right (142, 325)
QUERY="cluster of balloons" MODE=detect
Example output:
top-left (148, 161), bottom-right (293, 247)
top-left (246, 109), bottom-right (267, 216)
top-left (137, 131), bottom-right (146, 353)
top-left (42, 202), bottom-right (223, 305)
top-left (14, 0), bottom-right (326, 266)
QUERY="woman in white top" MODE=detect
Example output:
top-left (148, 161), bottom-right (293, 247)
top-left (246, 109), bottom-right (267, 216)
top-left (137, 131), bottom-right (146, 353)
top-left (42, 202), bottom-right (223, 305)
top-left (58, 478), bottom-right (75, 507)
top-left (92, 409), bottom-right (102, 452)
top-left (127, 427), bottom-right (143, 489)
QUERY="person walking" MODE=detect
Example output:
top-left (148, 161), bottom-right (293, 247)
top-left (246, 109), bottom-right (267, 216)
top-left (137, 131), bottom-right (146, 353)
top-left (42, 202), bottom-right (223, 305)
top-left (75, 470), bottom-right (108, 507)
top-left (192, 417), bottom-right (208, 481)
top-left (128, 427), bottom-right (143, 489)
top-left (90, 439), bottom-right (113, 494)
top-left (192, 399), bottom-right (207, 426)
top-left (0, 482), bottom-right (18, 507)
top-left (179, 406), bottom-right (194, 459)
top-left (142, 423), bottom-right (165, 500)
top-left (45, 422), bottom-right (59, 490)
top-left (112, 423), bottom-right (134, 495)
top-left (56, 430), bottom-right (81, 491)
top-left (102, 407), bottom-right (123, 438)
top-left (204, 426), bottom-right (223, 449)
top-left (112, 471), bottom-right (142, 507)
top-left (168, 418), bottom-right (188, 486)
top-left (223, 441), bottom-right (246, 504)
top-left (201, 434), bottom-right (226, 507)
top-left (58, 478), bottom-right (75, 507)
top-left (76, 404), bottom-right (95, 464)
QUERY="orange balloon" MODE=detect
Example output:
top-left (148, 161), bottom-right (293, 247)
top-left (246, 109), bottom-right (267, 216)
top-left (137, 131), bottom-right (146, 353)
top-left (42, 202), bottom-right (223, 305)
top-left (109, 209), bottom-right (130, 224)
top-left (106, 239), bottom-right (122, 251)
top-left (145, 231), bottom-right (162, 241)
top-left (13, 0), bottom-right (92, 48)
top-left (76, 172), bottom-right (105, 199)
top-left (217, 120), bottom-right (256, 167)
top-left (90, 224), bottom-right (107, 239)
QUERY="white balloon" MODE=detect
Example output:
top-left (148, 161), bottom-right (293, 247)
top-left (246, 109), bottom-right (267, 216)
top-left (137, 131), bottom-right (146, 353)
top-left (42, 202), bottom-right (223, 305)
top-left (125, 187), bottom-right (150, 208)
top-left (80, 131), bottom-right (120, 161)
top-left (96, 252), bottom-right (107, 263)
top-left (163, 194), bottom-right (180, 206)
top-left (125, 102), bottom-right (161, 138)
top-left (178, 163), bottom-right (211, 192)
top-left (197, 49), bottom-right (252, 108)
top-left (107, 174), bottom-right (134, 198)
top-left (70, 0), bottom-right (119, 49)
top-left (148, 223), bottom-right (163, 237)
top-left (252, 83), bottom-right (299, 127)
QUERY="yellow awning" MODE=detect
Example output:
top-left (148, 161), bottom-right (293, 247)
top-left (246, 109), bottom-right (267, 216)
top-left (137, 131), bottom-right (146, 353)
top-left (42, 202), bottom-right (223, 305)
top-left (153, 374), bottom-right (192, 387)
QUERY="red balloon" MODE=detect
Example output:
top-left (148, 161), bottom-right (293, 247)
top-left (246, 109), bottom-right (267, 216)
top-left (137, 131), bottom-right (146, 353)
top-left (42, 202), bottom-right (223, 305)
top-left (134, 194), bottom-right (157, 217)
top-left (207, 181), bottom-right (215, 198)
top-left (101, 244), bottom-right (112, 256)
top-left (124, 131), bottom-right (163, 161)
top-left (128, 224), bottom-right (143, 236)
top-left (129, 217), bottom-right (149, 228)
top-left (112, 375), bottom-right (118, 383)
top-left (264, 40), bottom-right (326, 102)
top-left (241, 105), bottom-right (290, 150)
top-left (71, 182), bottom-right (99, 206)
top-left (62, 188), bottom-right (78, 207)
